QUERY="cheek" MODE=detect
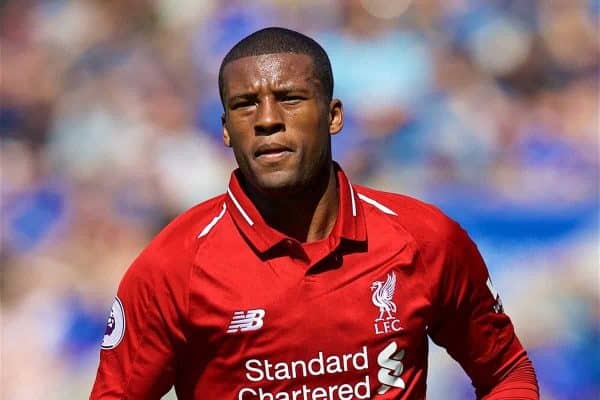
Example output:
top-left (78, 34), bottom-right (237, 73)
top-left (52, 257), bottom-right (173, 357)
top-left (230, 138), bottom-right (252, 163)
top-left (288, 106), bottom-right (328, 132)
top-left (226, 120), bottom-right (252, 147)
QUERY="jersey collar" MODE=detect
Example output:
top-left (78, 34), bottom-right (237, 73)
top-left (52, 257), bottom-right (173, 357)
top-left (225, 163), bottom-right (367, 255)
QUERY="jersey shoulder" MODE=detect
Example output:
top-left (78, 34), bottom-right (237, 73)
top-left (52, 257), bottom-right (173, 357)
top-left (127, 193), bottom-right (227, 278)
top-left (155, 193), bottom-right (227, 248)
top-left (354, 185), bottom-right (466, 248)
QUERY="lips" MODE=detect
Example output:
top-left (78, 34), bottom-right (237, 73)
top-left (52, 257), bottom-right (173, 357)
top-left (254, 143), bottom-right (293, 158)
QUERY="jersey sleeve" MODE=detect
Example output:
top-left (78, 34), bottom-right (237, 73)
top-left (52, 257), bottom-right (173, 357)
top-left (426, 224), bottom-right (538, 398)
top-left (90, 245), bottom-right (189, 399)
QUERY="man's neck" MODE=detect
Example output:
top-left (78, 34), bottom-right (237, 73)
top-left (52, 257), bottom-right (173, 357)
top-left (243, 165), bottom-right (339, 243)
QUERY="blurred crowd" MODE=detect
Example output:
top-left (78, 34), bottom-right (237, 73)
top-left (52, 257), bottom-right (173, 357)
top-left (1, 0), bottom-right (598, 399)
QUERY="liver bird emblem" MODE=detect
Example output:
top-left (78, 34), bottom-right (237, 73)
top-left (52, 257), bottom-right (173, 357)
top-left (370, 272), bottom-right (397, 321)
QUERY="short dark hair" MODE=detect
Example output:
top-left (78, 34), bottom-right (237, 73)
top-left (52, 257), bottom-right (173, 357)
top-left (218, 27), bottom-right (334, 106)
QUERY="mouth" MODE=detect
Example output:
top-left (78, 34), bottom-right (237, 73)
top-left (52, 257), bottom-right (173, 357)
top-left (254, 143), bottom-right (293, 161)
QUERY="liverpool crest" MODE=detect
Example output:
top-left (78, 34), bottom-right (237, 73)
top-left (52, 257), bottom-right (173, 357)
top-left (370, 272), bottom-right (402, 335)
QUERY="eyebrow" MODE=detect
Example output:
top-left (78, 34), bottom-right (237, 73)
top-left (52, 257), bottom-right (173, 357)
top-left (228, 86), bottom-right (312, 101)
top-left (228, 93), bottom-right (256, 102)
top-left (272, 86), bottom-right (312, 95)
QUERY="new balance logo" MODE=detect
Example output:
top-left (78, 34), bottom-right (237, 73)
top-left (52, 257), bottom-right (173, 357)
top-left (377, 341), bottom-right (406, 394)
top-left (226, 309), bottom-right (265, 333)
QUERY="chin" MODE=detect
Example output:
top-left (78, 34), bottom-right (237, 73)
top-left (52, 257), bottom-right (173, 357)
top-left (254, 171), bottom-right (304, 196)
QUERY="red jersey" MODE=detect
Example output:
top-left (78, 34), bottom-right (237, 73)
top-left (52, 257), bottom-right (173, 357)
top-left (91, 166), bottom-right (537, 399)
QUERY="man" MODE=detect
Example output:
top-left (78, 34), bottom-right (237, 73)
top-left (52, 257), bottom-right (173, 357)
top-left (91, 27), bottom-right (538, 399)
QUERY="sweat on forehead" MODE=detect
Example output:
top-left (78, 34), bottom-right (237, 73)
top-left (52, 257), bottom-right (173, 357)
top-left (221, 53), bottom-right (318, 90)
top-left (218, 27), bottom-right (334, 104)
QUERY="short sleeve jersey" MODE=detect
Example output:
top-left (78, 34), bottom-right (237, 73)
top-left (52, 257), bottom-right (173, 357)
top-left (91, 166), bottom-right (528, 399)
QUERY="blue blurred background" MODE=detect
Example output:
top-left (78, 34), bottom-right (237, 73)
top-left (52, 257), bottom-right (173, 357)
top-left (1, 0), bottom-right (598, 398)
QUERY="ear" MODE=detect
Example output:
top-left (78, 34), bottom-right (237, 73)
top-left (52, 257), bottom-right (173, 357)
top-left (328, 98), bottom-right (343, 136)
top-left (222, 113), bottom-right (231, 148)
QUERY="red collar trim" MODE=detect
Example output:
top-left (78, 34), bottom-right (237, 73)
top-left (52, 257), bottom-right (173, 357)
top-left (225, 164), bottom-right (367, 254)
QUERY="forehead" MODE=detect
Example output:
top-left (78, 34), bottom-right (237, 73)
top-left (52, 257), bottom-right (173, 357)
top-left (222, 53), bottom-right (318, 94)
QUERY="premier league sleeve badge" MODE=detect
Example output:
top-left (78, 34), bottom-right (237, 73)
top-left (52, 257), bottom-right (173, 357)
top-left (101, 297), bottom-right (126, 350)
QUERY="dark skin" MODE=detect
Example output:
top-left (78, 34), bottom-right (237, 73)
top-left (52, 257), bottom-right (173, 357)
top-left (221, 53), bottom-right (344, 243)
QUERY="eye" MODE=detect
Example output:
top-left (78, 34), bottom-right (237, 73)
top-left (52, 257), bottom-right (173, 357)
top-left (281, 96), bottom-right (304, 105)
top-left (231, 100), bottom-right (255, 110)
top-left (229, 97), bottom-right (257, 110)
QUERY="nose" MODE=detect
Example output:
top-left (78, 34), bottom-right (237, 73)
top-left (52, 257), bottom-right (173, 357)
top-left (254, 97), bottom-right (284, 135)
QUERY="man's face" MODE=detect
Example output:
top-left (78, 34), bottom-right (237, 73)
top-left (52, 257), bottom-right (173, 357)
top-left (221, 53), bottom-right (343, 196)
